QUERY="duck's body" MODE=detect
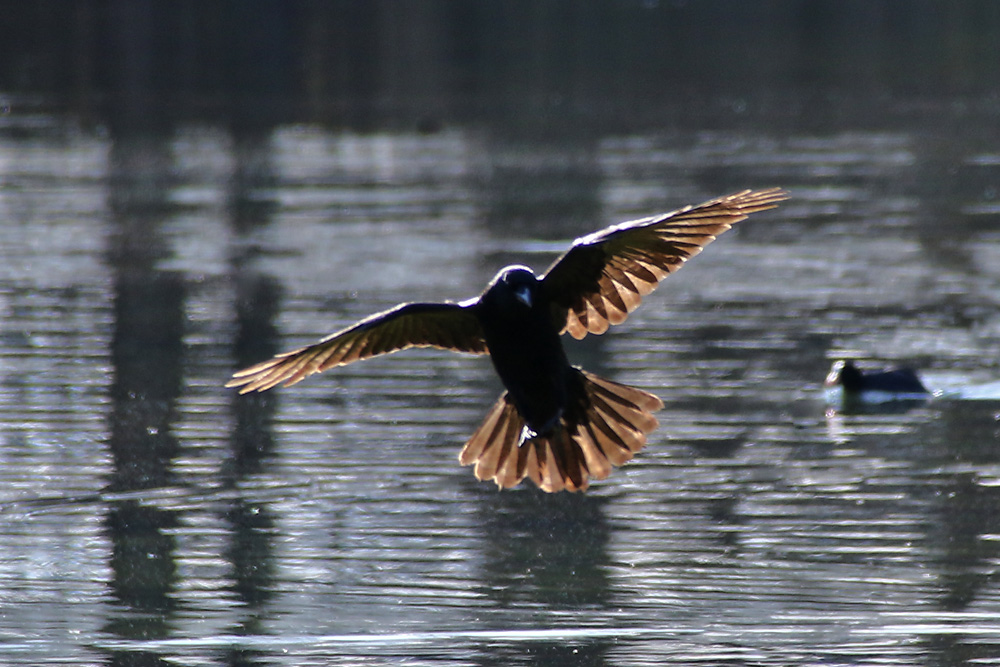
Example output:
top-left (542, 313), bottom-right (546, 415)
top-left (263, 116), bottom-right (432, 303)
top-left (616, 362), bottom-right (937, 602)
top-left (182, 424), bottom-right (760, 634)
top-left (824, 360), bottom-right (929, 404)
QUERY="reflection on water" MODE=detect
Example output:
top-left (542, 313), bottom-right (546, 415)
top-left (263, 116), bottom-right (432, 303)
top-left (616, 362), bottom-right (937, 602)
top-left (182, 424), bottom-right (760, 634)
top-left (3, 96), bottom-right (1000, 667)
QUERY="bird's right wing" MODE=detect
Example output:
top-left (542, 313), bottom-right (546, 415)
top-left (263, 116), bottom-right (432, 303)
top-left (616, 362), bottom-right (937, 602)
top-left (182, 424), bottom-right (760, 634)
top-left (540, 188), bottom-right (788, 339)
top-left (226, 302), bottom-right (488, 393)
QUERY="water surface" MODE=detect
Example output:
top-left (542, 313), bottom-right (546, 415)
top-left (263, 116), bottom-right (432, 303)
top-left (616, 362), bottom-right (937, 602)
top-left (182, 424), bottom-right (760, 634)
top-left (3, 83), bottom-right (1000, 667)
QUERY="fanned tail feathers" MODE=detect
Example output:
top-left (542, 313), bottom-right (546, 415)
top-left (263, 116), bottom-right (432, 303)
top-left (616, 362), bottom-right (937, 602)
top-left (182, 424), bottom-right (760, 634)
top-left (458, 370), bottom-right (663, 492)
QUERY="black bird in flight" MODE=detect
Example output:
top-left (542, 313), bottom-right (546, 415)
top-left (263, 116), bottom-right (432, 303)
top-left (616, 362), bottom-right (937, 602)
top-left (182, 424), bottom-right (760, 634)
top-left (227, 188), bottom-right (787, 492)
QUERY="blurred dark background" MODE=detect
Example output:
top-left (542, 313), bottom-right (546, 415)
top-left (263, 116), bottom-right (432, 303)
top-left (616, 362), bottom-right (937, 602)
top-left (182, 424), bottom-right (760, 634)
top-left (2, 0), bottom-right (999, 135)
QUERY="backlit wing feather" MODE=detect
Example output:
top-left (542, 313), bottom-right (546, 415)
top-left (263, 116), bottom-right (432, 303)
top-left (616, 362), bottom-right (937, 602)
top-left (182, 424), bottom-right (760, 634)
top-left (226, 302), bottom-right (487, 393)
top-left (541, 188), bottom-right (788, 339)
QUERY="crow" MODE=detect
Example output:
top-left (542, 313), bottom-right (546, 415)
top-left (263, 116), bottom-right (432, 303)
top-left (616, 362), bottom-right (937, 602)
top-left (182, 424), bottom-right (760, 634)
top-left (227, 188), bottom-right (787, 492)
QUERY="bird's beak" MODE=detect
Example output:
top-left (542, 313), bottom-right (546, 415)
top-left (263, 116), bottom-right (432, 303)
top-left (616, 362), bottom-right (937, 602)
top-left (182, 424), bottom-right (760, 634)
top-left (514, 285), bottom-right (532, 308)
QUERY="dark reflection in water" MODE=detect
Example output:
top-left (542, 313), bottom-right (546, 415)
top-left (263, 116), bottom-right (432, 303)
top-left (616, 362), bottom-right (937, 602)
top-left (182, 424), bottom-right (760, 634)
top-left (925, 402), bottom-right (1000, 613)
top-left (220, 497), bottom-right (276, 667)
top-left (467, 493), bottom-right (615, 663)
top-left (227, 129), bottom-right (282, 479)
top-left (227, 275), bottom-right (281, 479)
top-left (221, 131), bottom-right (282, 667)
top-left (934, 474), bottom-right (999, 611)
top-left (473, 489), bottom-right (612, 611)
top-left (103, 137), bottom-right (184, 666)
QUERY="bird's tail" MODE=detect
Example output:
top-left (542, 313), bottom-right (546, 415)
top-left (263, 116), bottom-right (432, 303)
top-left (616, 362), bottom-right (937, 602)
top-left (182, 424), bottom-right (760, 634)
top-left (458, 369), bottom-right (664, 492)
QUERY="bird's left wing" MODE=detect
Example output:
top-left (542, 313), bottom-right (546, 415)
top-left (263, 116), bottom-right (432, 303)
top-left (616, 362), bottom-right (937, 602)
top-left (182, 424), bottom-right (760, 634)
top-left (541, 188), bottom-right (788, 339)
top-left (226, 301), bottom-right (487, 393)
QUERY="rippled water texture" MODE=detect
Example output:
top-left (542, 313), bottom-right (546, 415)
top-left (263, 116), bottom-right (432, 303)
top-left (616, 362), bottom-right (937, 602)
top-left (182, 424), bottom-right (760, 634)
top-left (4, 9), bottom-right (1000, 667)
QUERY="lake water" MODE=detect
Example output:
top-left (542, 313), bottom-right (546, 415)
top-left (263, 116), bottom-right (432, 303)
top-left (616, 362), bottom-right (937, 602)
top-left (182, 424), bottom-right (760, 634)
top-left (3, 11), bottom-right (1000, 665)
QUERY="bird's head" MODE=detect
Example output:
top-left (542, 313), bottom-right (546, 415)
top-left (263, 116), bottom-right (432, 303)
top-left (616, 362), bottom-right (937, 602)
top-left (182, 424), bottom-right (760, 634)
top-left (488, 265), bottom-right (538, 310)
top-left (825, 359), bottom-right (862, 390)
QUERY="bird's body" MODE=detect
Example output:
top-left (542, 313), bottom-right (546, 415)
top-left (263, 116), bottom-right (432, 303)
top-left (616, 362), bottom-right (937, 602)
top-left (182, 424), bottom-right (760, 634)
top-left (824, 359), bottom-right (929, 403)
top-left (228, 188), bottom-right (788, 492)
top-left (476, 266), bottom-right (570, 436)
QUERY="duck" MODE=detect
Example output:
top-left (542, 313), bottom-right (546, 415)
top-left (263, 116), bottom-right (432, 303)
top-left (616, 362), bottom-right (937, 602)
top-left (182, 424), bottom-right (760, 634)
top-left (824, 359), bottom-right (929, 403)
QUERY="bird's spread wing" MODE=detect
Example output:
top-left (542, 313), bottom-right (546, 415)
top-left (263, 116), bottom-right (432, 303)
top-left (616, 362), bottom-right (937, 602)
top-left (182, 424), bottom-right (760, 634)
top-left (226, 302), bottom-right (488, 393)
top-left (541, 188), bottom-right (788, 339)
